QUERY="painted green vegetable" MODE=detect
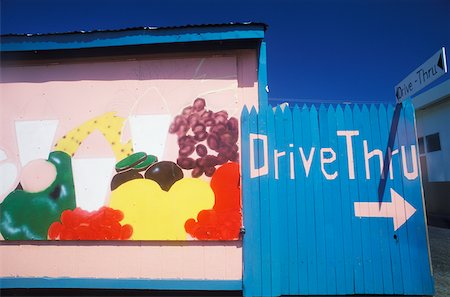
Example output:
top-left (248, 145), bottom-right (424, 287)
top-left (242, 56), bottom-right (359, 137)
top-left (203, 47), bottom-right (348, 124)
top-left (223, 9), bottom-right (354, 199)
top-left (132, 154), bottom-right (157, 171)
top-left (0, 151), bottom-right (76, 240)
top-left (115, 152), bottom-right (147, 172)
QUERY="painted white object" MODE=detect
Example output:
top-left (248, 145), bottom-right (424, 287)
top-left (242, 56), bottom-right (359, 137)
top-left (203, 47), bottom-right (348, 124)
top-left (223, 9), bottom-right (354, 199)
top-left (0, 163), bottom-right (18, 202)
top-left (72, 158), bottom-right (116, 211)
top-left (354, 188), bottom-right (416, 231)
top-left (395, 47), bottom-right (447, 103)
top-left (15, 120), bottom-right (59, 166)
top-left (129, 115), bottom-right (171, 160)
top-left (0, 149), bottom-right (7, 162)
top-left (0, 148), bottom-right (18, 202)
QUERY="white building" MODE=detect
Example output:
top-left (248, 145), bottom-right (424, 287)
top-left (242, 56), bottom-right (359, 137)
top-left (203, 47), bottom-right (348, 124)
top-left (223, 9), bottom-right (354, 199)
top-left (412, 79), bottom-right (450, 227)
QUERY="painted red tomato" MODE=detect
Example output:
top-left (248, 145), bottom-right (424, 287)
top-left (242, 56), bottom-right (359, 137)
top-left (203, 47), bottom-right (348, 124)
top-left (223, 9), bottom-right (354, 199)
top-left (48, 206), bottom-right (133, 240)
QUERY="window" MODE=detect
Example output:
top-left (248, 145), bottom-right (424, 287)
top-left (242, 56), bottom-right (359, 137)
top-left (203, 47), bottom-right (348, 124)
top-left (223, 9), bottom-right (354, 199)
top-left (419, 132), bottom-right (446, 182)
top-left (418, 137), bottom-right (425, 154)
top-left (425, 133), bottom-right (441, 152)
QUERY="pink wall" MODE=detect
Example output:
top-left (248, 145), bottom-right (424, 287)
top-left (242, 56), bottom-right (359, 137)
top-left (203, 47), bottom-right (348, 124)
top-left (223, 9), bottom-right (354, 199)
top-left (0, 50), bottom-right (258, 279)
top-left (0, 242), bottom-right (243, 279)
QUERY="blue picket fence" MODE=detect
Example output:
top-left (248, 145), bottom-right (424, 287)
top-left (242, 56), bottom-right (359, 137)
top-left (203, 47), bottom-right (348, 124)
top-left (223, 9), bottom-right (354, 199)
top-left (240, 101), bottom-right (434, 297)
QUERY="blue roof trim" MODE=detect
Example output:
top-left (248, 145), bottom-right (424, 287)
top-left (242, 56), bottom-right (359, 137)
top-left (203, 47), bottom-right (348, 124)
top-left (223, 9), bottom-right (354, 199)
top-left (258, 41), bottom-right (269, 108)
top-left (0, 277), bottom-right (242, 290)
top-left (1, 22), bottom-right (268, 37)
top-left (1, 25), bottom-right (265, 52)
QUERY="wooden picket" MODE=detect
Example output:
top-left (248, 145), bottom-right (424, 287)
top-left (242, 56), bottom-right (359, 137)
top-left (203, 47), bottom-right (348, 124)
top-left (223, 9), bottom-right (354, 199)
top-left (241, 102), bottom-right (434, 297)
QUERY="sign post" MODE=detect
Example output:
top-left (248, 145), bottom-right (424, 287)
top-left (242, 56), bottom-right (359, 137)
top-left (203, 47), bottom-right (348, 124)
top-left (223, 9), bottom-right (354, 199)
top-left (395, 47), bottom-right (447, 103)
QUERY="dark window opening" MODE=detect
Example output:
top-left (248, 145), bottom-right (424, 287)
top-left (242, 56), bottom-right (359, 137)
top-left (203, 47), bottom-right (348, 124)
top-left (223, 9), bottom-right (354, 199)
top-left (426, 133), bottom-right (441, 152)
top-left (418, 137), bottom-right (425, 154)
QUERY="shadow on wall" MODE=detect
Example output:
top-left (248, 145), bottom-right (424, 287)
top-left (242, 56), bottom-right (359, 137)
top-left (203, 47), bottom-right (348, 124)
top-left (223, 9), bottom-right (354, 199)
top-left (419, 156), bottom-right (450, 228)
top-left (0, 53), bottom-right (249, 83)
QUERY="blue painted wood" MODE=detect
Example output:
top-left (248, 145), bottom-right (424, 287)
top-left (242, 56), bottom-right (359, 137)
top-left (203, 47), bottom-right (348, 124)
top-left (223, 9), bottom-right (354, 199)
top-left (258, 42), bottom-right (269, 108)
top-left (249, 106), bottom-right (263, 296)
top-left (300, 104), bottom-right (318, 294)
top-left (328, 105), bottom-right (346, 295)
top-left (311, 105), bottom-right (327, 295)
top-left (335, 104), bottom-right (355, 294)
top-left (343, 104), bottom-right (364, 294)
top-left (240, 102), bottom-right (434, 297)
top-left (292, 105), bottom-right (308, 295)
top-left (394, 103), bottom-right (415, 295)
top-left (360, 105), bottom-right (386, 293)
top-left (258, 104), bottom-right (272, 296)
top-left (353, 104), bottom-right (375, 294)
top-left (365, 104), bottom-right (384, 293)
top-left (378, 103), bottom-right (402, 294)
top-left (387, 103), bottom-right (411, 295)
top-left (1, 25), bottom-right (265, 52)
top-left (267, 106), bottom-right (281, 297)
top-left (369, 104), bottom-right (394, 294)
top-left (405, 101), bottom-right (434, 295)
top-left (402, 101), bottom-right (434, 295)
top-left (400, 101), bottom-right (422, 295)
top-left (241, 106), bottom-right (255, 297)
top-left (319, 104), bottom-right (337, 295)
top-left (0, 277), bottom-right (242, 290)
top-left (274, 106), bottom-right (289, 295)
top-left (283, 107), bottom-right (300, 295)
top-left (363, 104), bottom-right (385, 294)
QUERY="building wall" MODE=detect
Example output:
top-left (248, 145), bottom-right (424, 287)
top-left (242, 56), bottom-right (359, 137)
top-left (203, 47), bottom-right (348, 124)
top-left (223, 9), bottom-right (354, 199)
top-left (0, 49), bottom-right (259, 280)
top-left (415, 98), bottom-right (450, 219)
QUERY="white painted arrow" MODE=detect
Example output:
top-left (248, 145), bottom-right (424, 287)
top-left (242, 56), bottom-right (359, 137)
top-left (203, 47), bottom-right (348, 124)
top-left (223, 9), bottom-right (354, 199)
top-left (354, 188), bottom-right (416, 231)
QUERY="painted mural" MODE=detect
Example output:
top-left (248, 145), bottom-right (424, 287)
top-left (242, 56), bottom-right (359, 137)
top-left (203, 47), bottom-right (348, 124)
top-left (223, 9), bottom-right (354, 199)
top-left (0, 56), bottom-right (243, 241)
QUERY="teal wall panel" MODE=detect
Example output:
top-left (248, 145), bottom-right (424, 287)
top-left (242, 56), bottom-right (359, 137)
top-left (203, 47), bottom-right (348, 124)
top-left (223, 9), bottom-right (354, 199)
top-left (267, 105), bottom-right (281, 297)
top-left (241, 102), bottom-right (434, 297)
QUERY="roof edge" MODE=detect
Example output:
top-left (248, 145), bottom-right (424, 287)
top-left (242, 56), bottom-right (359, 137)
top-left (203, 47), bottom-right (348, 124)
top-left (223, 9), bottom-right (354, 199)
top-left (1, 22), bottom-right (268, 37)
top-left (1, 23), bottom-right (267, 53)
top-left (412, 79), bottom-right (450, 110)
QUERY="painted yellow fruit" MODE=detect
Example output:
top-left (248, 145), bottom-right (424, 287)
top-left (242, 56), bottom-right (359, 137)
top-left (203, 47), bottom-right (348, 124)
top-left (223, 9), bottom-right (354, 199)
top-left (109, 178), bottom-right (214, 240)
top-left (54, 112), bottom-right (133, 160)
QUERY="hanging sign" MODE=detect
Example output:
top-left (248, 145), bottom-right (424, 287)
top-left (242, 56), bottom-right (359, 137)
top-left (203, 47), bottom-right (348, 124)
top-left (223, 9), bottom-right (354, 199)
top-left (395, 47), bottom-right (447, 103)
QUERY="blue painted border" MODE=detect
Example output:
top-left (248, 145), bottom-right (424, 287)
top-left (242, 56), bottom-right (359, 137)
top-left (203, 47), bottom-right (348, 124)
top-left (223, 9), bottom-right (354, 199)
top-left (0, 278), bottom-right (242, 291)
top-left (258, 41), bottom-right (269, 108)
top-left (1, 26), bottom-right (265, 52)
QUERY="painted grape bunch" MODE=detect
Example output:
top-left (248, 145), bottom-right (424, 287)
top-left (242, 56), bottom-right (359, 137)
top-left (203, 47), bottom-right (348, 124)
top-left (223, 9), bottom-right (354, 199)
top-left (169, 98), bottom-right (239, 178)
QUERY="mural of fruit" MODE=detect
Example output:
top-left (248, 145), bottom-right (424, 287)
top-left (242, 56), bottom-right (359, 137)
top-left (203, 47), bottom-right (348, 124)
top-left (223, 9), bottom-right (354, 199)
top-left (53, 112), bottom-right (133, 160)
top-left (111, 152), bottom-right (158, 191)
top-left (0, 148), bottom-right (18, 203)
top-left (169, 98), bottom-right (239, 178)
top-left (144, 161), bottom-right (184, 191)
top-left (109, 178), bottom-right (214, 240)
top-left (0, 151), bottom-right (76, 240)
top-left (48, 206), bottom-right (133, 240)
top-left (111, 170), bottom-right (143, 191)
top-left (0, 56), bottom-right (244, 242)
top-left (184, 162), bottom-right (242, 240)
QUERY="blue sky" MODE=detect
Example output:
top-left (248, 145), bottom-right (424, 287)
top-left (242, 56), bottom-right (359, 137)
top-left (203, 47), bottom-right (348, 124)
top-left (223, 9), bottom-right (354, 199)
top-left (1, 0), bottom-right (449, 104)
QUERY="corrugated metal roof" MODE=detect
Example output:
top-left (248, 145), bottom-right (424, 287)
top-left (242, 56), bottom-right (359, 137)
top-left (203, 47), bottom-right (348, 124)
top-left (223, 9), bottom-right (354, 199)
top-left (1, 22), bottom-right (267, 53)
top-left (1, 22), bottom-right (268, 37)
